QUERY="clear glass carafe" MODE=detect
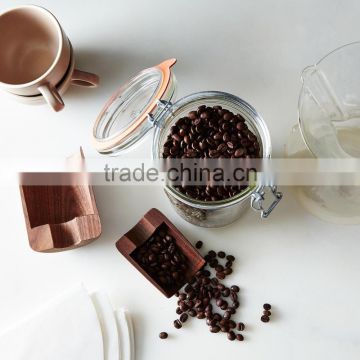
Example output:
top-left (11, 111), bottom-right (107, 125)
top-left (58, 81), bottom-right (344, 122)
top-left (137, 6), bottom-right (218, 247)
top-left (286, 42), bottom-right (360, 224)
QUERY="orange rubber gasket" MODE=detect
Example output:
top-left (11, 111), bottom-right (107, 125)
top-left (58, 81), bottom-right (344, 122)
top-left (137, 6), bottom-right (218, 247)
top-left (93, 58), bottom-right (177, 152)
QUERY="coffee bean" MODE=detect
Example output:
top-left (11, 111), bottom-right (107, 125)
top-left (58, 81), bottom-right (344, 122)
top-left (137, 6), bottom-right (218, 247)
top-left (263, 310), bottom-right (271, 316)
top-left (195, 241), bottom-right (203, 249)
top-left (231, 285), bottom-right (240, 292)
top-left (216, 299), bottom-right (224, 307)
top-left (180, 313), bottom-right (188, 323)
top-left (263, 303), bottom-right (271, 310)
top-left (209, 259), bottom-right (218, 268)
top-left (237, 322), bottom-right (245, 331)
top-left (224, 268), bottom-right (232, 275)
top-left (221, 325), bottom-right (229, 333)
top-left (176, 307), bottom-right (183, 315)
top-left (188, 309), bottom-right (197, 317)
top-left (233, 301), bottom-right (240, 309)
top-left (228, 320), bottom-right (236, 329)
top-left (222, 288), bottom-right (230, 297)
top-left (215, 265), bottom-right (224, 272)
top-left (236, 334), bottom-right (244, 341)
top-left (210, 313), bottom-right (219, 321)
top-left (174, 319), bottom-right (182, 329)
top-left (159, 332), bottom-right (168, 339)
top-left (217, 251), bottom-right (226, 258)
top-left (197, 312), bottom-right (206, 319)
top-left (184, 284), bottom-right (193, 293)
top-left (220, 301), bottom-right (228, 310)
top-left (231, 292), bottom-right (238, 302)
top-left (223, 311), bottom-right (231, 320)
top-left (210, 325), bottom-right (221, 333)
top-left (226, 255), bottom-right (235, 262)
top-left (227, 331), bottom-right (236, 341)
top-left (261, 315), bottom-right (270, 323)
top-left (216, 272), bottom-right (225, 280)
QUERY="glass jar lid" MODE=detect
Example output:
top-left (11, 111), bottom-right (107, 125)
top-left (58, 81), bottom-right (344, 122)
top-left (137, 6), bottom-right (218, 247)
top-left (93, 59), bottom-right (177, 154)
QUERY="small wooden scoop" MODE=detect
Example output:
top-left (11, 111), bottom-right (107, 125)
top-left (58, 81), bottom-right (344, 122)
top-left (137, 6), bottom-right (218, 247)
top-left (19, 148), bottom-right (102, 252)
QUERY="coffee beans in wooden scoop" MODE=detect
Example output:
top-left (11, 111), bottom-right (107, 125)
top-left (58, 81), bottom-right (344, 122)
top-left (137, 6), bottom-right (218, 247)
top-left (162, 105), bottom-right (261, 202)
top-left (132, 225), bottom-right (189, 292)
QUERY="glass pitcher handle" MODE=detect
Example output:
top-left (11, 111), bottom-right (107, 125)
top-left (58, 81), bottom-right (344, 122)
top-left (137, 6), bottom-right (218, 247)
top-left (251, 186), bottom-right (283, 218)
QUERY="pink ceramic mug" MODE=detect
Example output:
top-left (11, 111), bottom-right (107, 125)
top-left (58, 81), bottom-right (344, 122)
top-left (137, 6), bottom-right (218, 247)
top-left (0, 5), bottom-right (99, 111)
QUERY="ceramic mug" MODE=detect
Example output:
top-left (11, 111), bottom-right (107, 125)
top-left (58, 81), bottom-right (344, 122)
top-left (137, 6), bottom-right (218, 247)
top-left (0, 5), bottom-right (99, 111)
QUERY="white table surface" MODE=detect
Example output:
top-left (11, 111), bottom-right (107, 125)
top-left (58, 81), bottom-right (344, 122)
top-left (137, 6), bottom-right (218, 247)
top-left (1, 0), bottom-right (360, 359)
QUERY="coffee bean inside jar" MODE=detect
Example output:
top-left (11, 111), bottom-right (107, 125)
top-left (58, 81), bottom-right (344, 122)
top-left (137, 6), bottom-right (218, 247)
top-left (162, 105), bottom-right (261, 202)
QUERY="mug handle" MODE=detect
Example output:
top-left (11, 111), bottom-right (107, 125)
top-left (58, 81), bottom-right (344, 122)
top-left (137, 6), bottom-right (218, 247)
top-left (71, 69), bottom-right (99, 87)
top-left (38, 84), bottom-right (65, 112)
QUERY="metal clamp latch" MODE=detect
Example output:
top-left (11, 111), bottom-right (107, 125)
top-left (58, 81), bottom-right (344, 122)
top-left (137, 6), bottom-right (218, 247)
top-left (251, 186), bottom-right (283, 219)
top-left (147, 100), bottom-right (173, 125)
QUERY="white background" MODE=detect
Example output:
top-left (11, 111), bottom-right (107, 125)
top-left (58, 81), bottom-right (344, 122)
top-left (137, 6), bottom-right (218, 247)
top-left (1, 0), bottom-right (360, 359)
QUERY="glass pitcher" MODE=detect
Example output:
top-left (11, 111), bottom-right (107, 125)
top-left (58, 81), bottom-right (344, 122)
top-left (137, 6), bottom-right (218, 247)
top-left (286, 42), bottom-right (360, 224)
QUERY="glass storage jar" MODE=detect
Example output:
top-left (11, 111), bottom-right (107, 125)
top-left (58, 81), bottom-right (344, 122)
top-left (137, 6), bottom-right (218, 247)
top-left (93, 59), bottom-right (282, 227)
top-left (286, 42), bottom-right (360, 224)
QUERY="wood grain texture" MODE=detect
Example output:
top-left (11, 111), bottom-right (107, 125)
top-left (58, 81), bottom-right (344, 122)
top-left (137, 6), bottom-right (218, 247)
top-left (19, 149), bottom-right (102, 252)
top-left (116, 208), bottom-right (205, 298)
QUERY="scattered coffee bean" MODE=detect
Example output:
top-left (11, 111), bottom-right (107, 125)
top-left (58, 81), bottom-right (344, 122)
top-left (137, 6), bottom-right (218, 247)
top-left (263, 310), bottom-right (271, 316)
top-left (197, 312), bottom-right (206, 319)
top-left (176, 307), bottom-right (183, 315)
top-left (180, 313), bottom-right (188, 323)
top-left (222, 288), bottom-right (230, 297)
top-left (163, 247), bottom-right (251, 343)
top-left (188, 309), bottom-right (197, 317)
top-left (174, 319), bottom-right (182, 329)
top-left (236, 334), bottom-right (244, 341)
top-left (195, 241), bottom-right (203, 249)
top-left (261, 315), bottom-right (270, 323)
top-left (223, 311), bottom-right (231, 320)
top-left (237, 322), bottom-right (245, 331)
top-left (263, 303), bottom-right (271, 310)
top-left (228, 320), bottom-right (236, 329)
top-left (226, 255), bottom-right (235, 262)
top-left (159, 332), bottom-right (168, 339)
top-left (208, 250), bottom-right (216, 258)
top-left (210, 325), bottom-right (221, 333)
